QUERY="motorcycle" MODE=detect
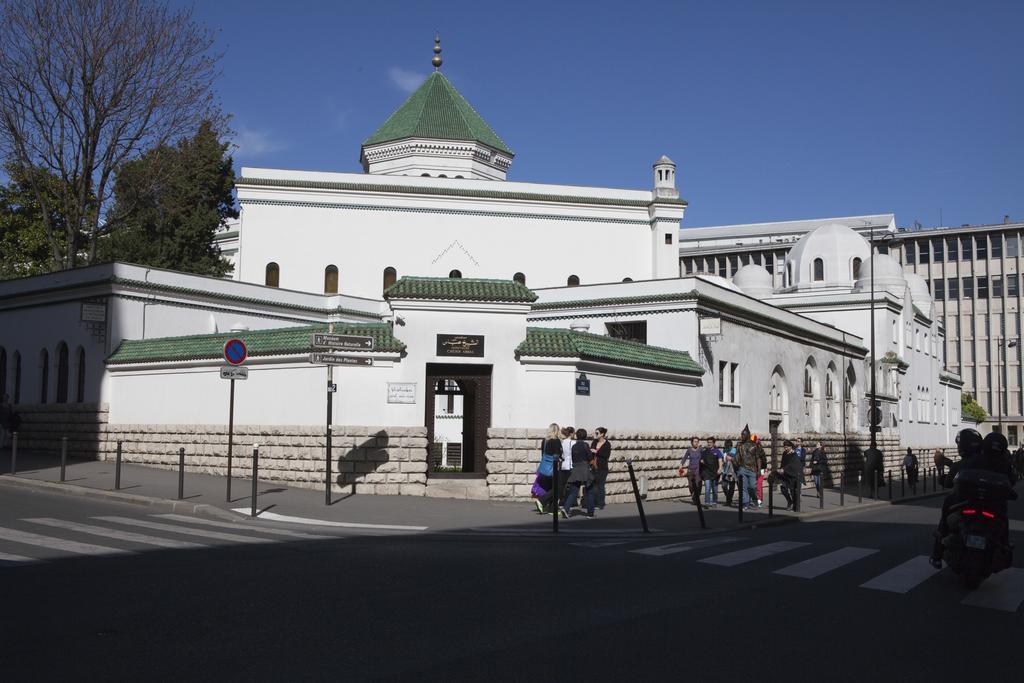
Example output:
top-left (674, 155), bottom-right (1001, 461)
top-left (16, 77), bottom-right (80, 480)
top-left (940, 469), bottom-right (1018, 588)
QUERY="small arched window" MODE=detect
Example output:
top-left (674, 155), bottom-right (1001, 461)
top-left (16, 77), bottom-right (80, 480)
top-left (421, 173), bottom-right (430, 177)
top-left (39, 348), bottom-right (49, 404)
top-left (813, 258), bottom-right (825, 282)
top-left (265, 262), bottom-right (280, 288)
top-left (622, 277), bottom-right (633, 282)
top-left (567, 275), bottom-right (580, 287)
top-left (513, 272), bottom-right (526, 285)
top-left (13, 351), bottom-right (21, 404)
top-left (449, 269), bottom-right (462, 279)
top-left (56, 342), bottom-right (69, 404)
top-left (324, 265), bottom-right (339, 294)
top-left (383, 267), bottom-right (397, 293)
top-left (76, 347), bottom-right (86, 403)
top-left (438, 174), bottom-right (448, 178)
top-left (852, 257), bottom-right (862, 280)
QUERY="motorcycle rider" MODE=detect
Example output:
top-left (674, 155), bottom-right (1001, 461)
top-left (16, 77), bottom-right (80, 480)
top-left (930, 428), bottom-right (1017, 568)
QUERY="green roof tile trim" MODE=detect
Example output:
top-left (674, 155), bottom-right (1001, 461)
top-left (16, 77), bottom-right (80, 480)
top-left (516, 327), bottom-right (704, 376)
top-left (532, 291), bottom-right (699, 311)
top-left (384, 276), bottom-right (538, 303)
top-left (107, 323), bottom-right (404, 365)
top-left (110, 277), bottom-right (382, 319)
top-left (236, 177), bottom-right (687, 208)
top-left (363, 72), bottom-right (512, 154)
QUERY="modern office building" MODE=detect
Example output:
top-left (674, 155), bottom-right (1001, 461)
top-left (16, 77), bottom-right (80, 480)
top-left (680, 217), bottom-right (1023, 446)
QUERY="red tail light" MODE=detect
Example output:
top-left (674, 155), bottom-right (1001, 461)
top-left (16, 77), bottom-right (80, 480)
top-left (963, 509), bottom-right (977, 515)
top-left (981, 511), bottom-right (996, 519)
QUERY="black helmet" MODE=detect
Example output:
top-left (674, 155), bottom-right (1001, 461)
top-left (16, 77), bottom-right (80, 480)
top-left (982, 431), bottom-right (1009, 458)
top-left (956, 428), bottom-right (983, 459)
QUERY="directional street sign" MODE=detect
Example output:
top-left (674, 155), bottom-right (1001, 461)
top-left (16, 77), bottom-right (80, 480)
top-left (310, 333), bottom-right (374, 351)
top-left (309, 353), bottom-right (373, 367)
top-left (220, 366), bottom-right (249, 380)
top-left (224, 338), bottom-right (247, 365)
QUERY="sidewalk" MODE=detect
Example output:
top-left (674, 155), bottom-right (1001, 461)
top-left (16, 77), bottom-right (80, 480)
top-left (0, 450), bottom-right (922, 536)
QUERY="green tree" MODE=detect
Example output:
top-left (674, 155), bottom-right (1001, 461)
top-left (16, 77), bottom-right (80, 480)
top-left (961, 392), bottom-right (987, 424)
top-left (0, 164), bottom-right (65, 279)
top-left (103, 121), bottom-right (237, 276)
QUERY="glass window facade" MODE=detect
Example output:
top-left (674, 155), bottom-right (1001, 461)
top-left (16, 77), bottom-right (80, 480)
top-left (1009, 276), bottom-right (1019, 297)
top-left (905, 242), bottom-right (916, 263)
top-left (947, 277), bottom-right (959, 299)
top-left (934, 279), bottom-right (944, 300)
top-left (991, 234), bottom-right (1002, 259)
top-left (919, 241), bottom-right (930, 264)
top-left (947, 237), bottom-right (959, 261)
top-left (963, 276), bottom-right (973, 298)
top-left (1008, 235), bottom-right (1019, 258)
top-left (993, 275), bottom-right (1002, 298)
top-left (977, 235), bottom-right (987, 260)
top-left (933, 239), bottom-right (943, 262)
top-left (978, 276), bottom-right (989, 299)
top-left (962, 236), bottom-right (972, 260)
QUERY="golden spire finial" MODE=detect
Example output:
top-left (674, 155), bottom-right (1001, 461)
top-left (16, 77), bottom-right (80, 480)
top-left (432, 33), bottom-right (442, 70)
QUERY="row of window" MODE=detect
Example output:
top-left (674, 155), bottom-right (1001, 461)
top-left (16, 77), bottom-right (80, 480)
top-left (905, 233), bottom-right (1020, 265)
top-left (0, 344), bottom-right (86, 406)
top-left (262, 264), bottom-right (634, 293)
top-left (683, 251), bottom-right (789, 280)
top-left (930, 274), bottom-right (1022, 301)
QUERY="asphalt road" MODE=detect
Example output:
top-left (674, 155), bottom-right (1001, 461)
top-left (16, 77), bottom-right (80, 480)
top-left (1, 485), bottom-right (1021, 681)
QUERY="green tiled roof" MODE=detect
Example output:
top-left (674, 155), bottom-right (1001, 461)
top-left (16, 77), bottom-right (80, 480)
top-left (363, 72), bottom-right (512, 154)
top-left (384, 276), bottom-right (537, 303)
top-left (107, 323), bottom-right (404, 365)
top-left (516, 327), bottom-right (704, 376)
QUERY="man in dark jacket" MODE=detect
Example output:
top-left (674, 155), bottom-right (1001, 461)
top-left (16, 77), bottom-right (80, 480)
top-left (734, 425), bottom-right (760, 510)
top-left (809, 442), bottom-right (826, 495)
top-left (700, 437), bottom-right (722, 507)
top-left (778, 440), bottom-right (803, 511)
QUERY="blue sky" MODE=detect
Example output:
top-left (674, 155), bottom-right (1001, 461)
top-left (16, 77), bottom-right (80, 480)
top-left (191, 0), bottom-right (1023, 229)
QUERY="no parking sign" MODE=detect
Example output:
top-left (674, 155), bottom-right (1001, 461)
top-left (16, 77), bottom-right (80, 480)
top-left (224, 338), bottom-right (247, 365)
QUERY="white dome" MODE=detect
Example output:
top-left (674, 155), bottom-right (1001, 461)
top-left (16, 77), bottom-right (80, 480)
top-left (732, 264), bottom-right (774, 298)
top-left (853, 254), bottom-right (907, 295)
top-left (696, 273), bottom-right (741, 293)
top-left (785, 222), bottom-right (870, 290)
top-left (903, 272), bottom-right (933, 315)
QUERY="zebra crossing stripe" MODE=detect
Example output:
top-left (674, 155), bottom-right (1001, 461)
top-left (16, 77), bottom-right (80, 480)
top-left (0, 526), bottom-right (130, 557)
top-left (699, 541), bottom-right (810, 567)
top-left (26, 518), bottom-right (207, 550)
top-left (860, 555), bottom-right (938, 594)
top-left (960, 568), bottom-right (1024, 612)
top-left (630, 537), bottom-right (743, 557)
top-left (773, 547), bottom-right (879, 579)
top-left (154, 514), bottom-right (330, 540)
top-left (93, 516), bottom-right (273, 545)
top-left (0, 551), bottom-right (41, 565)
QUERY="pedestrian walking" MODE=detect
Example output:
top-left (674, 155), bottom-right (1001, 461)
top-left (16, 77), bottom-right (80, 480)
top-left (533, 424), bottom-right (563, 514)
top-left (700, 437), bottom-right (722, 507)
top-left (589, 427), bottom-right (611, 510)
top-left (734, 425), bottom-right (760, 510)
top-left (1014, 445), bottom-right (1024, 479)
top-left (539, 425), bottom-right (573, 513)
top-left (809, 442), bottom-right (826, 495)
top-left (778, 440), bottom-right (803, 511)
top-left (753, 434), bottom-right (767, 508)
top-left (562, 429), bottom-right (596, 518)
top-left (721, 438), bottom-right (737, 507)
top-left (678, 437), bottom-right (703, 503)
top-left (903, 447), bottom-right (919, 490)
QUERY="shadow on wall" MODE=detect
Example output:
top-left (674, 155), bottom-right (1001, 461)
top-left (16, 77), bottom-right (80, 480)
top-left (335, 430), bottom-right (392, 495)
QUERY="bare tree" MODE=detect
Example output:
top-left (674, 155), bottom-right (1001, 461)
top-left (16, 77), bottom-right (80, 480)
top-left (0, 0), bottom-right (223, 270)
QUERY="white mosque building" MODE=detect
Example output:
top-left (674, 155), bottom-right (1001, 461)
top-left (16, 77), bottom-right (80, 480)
top-left (0, 42), bottom-right (960, 501)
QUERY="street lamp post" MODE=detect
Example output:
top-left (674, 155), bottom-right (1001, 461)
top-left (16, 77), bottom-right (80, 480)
top-left (996, 338), bottom-right (1018, 432)
top-left (867, 229), bottom-right (901, 452)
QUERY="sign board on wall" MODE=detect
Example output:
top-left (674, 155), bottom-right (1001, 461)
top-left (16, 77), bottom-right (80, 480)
top-left (387, 382), bottom-right (417, 404)
top-left (81, 303), bottom-right (106, 322)
top-left (436, 334), bottom-right (485, 357)
top-left (699, 317), bottom-right (722, 336)
top-left (220, 366), bottom-right (249, 380)
top-left (575, 374), bottom-right (591, 396)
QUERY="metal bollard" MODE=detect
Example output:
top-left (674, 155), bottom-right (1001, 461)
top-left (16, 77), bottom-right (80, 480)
top-left (857, 471), bottom-right (862, 503)
top-left (114, 440), bottom-right (123, 490)
top-left (840, 468), bottom-right (845, 506)
top-left (177, 447), bottom-right (185, 500)
top-left (819, 477), bottom-right (824, 509)
top-left (9, 432), bottom-right (16, 475)
top-left (900, 467), bottom-right (904, 498)
top-left (625, 460), bottom-right (649, 533)
top-left (251, 445), bottom-right (260, 518)
top-left (768, 474), bottom-right (774, 517)
top-left (888, 470), bottom-right (892, 500)
top-left (59, 436), bottom-right (68, 482)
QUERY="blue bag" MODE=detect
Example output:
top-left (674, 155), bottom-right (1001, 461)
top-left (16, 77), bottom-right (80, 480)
top-left (537, 452), bottom-right (555, 477)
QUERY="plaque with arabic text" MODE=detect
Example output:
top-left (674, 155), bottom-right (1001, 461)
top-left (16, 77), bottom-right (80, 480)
top-left (436, 334), bottom-right (485, 358)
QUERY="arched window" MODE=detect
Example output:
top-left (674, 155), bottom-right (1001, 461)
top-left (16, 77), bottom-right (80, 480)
top-left (769, 365), bottom-right (789, 434)
top-left (813, 258), bottom-right (825, 282)
top-left (421, 173), bottom-right (430, 177)
top-left (567, 275), bottom-right (580, 287)
top-left (265, 262), bottom-right (280, 288)
top-left (0, 346), bottom-right (6, 400)
top-left (622, 277), bottom-right (633, 282)
top-left (324, 265), bottom-right (339, 294)
top-left (513, 272), bottom-right (526, 285)
top-left (56, 342), bottom-right (69, 404)
top-left (12, 352), bottom-right (21, 404)
top-left (852, 257), bottom-right (862, 280)
top-left (383, 267), bottom-right (397, 293)
top-left (75, 347), bottom-right (86, 403)
top-left (449, 269), bottom-right (462, 279)
top-left (786, 263), bottom-right (793, 287)
top-left (39, 348), bottom-right (49, 404)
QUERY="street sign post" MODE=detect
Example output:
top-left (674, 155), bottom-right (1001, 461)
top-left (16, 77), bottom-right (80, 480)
top-left (309, 353), bottom-right (373, 367)
top-left (310, 333), bottom-right (374, 351)
top-left (222, 339), bottom-right (247, 502)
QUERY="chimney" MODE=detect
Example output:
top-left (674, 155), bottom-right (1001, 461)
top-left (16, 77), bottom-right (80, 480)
top-left (1005, 215), bottom-right (1010, 224)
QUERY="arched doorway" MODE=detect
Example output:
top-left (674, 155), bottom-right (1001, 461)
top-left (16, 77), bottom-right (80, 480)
top-left (769, 365), bottom-right (789, 435)
top-left (804, 357), bottom-right (821, 431)
top-left (826, 362), bottom-right (840, 432)
top-left (424, 364), bottom-right (492, 475)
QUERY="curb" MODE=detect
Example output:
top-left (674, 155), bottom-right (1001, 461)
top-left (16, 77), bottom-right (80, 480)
top-left (0, 475), bottom-right (241, 522)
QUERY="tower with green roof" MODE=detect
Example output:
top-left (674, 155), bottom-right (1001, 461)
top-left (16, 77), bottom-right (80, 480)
top-left (359, 36), bottom-right (514, 180)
